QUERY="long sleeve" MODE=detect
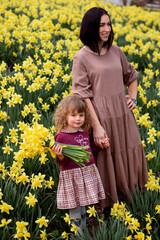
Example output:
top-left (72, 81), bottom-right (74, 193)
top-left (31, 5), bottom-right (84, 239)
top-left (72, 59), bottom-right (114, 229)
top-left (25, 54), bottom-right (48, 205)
top-left (56, 156), bottom-right (69, 166)
top-left (55, 134), bottom-right (69, 167)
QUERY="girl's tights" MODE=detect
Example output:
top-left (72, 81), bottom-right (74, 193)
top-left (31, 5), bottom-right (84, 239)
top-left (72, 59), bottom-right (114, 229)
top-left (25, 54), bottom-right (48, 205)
top-left (69, 206), bottom-right (86, 234)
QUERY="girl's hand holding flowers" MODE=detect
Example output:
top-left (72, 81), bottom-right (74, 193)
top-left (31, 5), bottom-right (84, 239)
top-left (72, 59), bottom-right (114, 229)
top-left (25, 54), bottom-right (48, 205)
top-left (52, 144), bottom-right (64, 161)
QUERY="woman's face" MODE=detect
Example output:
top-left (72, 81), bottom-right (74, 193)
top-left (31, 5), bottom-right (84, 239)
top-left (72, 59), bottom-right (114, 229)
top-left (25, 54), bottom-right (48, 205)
top-left (99, 14), bottom-right (111, 44)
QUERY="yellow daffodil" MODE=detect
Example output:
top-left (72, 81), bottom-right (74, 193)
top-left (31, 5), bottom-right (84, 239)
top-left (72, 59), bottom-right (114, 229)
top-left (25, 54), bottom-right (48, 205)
top-left (40, 229), bottom-right (47, 240)
top-left (145, 236), bottom-right (152, 240)
top-left (146, 222), bottom-right (152, 234)
top-left (147, 136), bottom-right (156, 145)
top-left (15, 221), bottom-right (29, 239)
top-left (2, 145), bottom-right (13, 154)
top-left (145, 213), bottom-right (152, 223)
top-left (126, 236), bottom-right (132, 240)
top-left (0, 188), bottom-right (3, 200)
top-left (134, 232), bottom-right (145, 240)
top-left (64, 213), bottom-right (71, 225)
top-left (0, 201), bottom-right (14, 214)
top-left (17, 173), bottom-right (30, 185)
top-left (0, 126), bottom-right (4, 134)
top-left (25, 192), bottom-right (38, 208)
top-left (70, 224), bottom-right (78, 235)
top-left (86, 206), bottom-right (97, 217)
top-left (35, 216), bottom-right (49, 228)
top-left (0, 218), bottom-right (12, 227)
top-left (61, 231), bottom-right (69, 240)
top-left (44, 177), bottom-right (54, 189)
top-left (155, 205), bottom-right (160, 214)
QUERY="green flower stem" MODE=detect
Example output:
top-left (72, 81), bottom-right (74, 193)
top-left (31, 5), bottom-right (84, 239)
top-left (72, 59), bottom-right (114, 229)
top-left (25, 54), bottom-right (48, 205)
top-left (54, 141), bottom-right (91, 167)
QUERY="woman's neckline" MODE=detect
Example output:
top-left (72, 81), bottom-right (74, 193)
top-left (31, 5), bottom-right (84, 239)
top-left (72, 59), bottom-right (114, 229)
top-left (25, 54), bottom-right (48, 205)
top-left (83, 46), bottom-right (108, 56)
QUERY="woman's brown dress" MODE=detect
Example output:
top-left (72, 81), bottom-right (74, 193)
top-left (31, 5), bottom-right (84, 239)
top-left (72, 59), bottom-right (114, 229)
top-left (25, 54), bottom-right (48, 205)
top-left (72, 45), bottom-right (148, 208)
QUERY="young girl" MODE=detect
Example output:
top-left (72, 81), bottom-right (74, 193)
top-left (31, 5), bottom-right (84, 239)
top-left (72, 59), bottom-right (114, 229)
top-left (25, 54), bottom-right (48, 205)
top-left (52, 94), bottom-right (109, 234)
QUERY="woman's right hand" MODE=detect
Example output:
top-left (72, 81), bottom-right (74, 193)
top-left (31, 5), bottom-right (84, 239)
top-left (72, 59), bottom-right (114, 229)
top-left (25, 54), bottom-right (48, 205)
top-left (83, 98), bottom-right (110, 148)
top-left (93, 125), bottom-right (110, 149)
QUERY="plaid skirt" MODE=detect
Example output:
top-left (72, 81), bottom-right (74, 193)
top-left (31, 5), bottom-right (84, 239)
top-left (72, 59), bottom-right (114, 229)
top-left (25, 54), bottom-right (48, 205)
top-left (57, 164), bottom-right (106, 209)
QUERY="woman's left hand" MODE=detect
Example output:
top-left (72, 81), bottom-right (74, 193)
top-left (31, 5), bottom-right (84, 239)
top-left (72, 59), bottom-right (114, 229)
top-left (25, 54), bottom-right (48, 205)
top-left (125, 95), bottom-right (136, 110)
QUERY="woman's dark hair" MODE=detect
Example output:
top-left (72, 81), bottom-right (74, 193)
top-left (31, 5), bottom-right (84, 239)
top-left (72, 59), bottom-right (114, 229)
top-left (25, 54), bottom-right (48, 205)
top-left (80, 7), bottom-right (114, 54)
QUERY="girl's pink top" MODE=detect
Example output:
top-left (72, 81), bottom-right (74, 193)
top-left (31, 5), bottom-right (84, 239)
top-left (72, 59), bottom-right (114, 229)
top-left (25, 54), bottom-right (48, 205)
top-left (55, 130), bottom-right (96, 171)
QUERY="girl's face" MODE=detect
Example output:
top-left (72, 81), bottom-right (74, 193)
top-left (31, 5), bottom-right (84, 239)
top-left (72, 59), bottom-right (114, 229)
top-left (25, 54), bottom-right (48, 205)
top-left (99, 14), bottom-right (111, 44)
top-left (66, 110), bottom-right (85, 131)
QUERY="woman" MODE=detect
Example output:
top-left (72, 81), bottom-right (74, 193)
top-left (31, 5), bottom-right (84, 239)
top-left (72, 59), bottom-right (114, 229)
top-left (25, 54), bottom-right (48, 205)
top-left (72, 7), bottom-right (148, 213)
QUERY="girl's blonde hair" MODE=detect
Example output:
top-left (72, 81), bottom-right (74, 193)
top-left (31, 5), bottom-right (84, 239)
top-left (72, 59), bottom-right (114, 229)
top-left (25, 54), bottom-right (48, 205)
top-left (54, 94), bottom-right (91, 133)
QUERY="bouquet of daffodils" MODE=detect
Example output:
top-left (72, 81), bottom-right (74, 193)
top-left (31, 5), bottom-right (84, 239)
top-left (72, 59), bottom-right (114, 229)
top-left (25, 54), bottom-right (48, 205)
top-left (15, 123), bottom-right (91, 167)
top-left (48, 142), bottom-right (91, 167)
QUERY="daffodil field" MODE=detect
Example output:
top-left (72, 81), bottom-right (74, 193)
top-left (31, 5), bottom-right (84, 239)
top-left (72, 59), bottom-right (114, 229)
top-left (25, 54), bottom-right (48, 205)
top-left (0, 0), bottom-right (160, 239)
